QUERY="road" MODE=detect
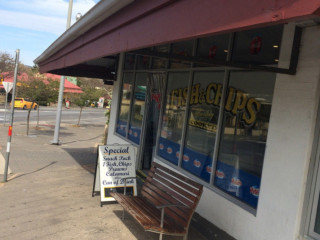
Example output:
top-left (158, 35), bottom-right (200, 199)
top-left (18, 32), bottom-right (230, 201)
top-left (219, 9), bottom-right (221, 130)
top-left (0, 106), bottom-right (107, 125)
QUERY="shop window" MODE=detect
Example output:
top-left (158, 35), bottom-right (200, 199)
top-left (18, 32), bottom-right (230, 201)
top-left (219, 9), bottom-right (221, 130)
top-left (124, 53), bottom-right (136, 70)
top-left (182, 72), bottom-right (225, 182)
top-left (170, 40), bottom-right (194, 68)
top-left (232, 25), bottom-right (283, 66)
top-left (128, 73), bottom-right (148, 145)
top-left (215, 71), bottom-right (275, 208)
top-left (158, 72), bottom-right (190, 165)
top-left (197, 34), bottom-right (229, 62)
top-left (136, 55), bottom-right (151, 70)
top-left (116, 73), bottom-right (134, 137)
top-left (151, 45), bottom-right (169, 69)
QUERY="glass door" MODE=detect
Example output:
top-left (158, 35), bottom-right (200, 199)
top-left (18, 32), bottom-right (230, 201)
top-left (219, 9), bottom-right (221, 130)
top-left (138, 73), bottom-right (165, 170)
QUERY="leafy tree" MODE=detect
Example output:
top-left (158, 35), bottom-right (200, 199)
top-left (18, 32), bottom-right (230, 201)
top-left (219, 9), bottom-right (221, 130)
top-left (17, 74), bottom-right (59, 135)
top-left (0, 51), bottom-right (15, 77)
top-left (73, 85), bottom-right (107, 126)
top-left (0, 51), bottom-right (30, 78)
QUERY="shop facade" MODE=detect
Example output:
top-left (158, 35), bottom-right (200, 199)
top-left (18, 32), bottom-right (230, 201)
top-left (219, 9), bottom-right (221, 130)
top-left (35, 1), bottom-right (320, 239)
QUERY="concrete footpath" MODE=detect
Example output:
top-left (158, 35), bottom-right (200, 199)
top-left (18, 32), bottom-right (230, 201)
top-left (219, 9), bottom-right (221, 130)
top-left (0, 121), bottom-right (207, 240)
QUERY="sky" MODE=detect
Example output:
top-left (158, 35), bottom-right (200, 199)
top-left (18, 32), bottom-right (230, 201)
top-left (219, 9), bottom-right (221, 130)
top-left (0, 0), bottom-right (100, 66)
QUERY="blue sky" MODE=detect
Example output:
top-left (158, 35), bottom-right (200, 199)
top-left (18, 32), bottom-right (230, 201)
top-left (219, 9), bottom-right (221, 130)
top-left (0, 0), bottom-right (100, 66)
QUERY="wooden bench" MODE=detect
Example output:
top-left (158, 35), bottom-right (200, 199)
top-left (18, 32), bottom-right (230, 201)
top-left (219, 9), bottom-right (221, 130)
top-left (110, 162), bottom-right (203, 240)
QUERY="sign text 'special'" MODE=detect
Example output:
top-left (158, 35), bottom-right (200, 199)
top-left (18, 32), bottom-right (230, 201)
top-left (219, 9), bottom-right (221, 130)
top-left (104, 146), bottom-right (129, 155)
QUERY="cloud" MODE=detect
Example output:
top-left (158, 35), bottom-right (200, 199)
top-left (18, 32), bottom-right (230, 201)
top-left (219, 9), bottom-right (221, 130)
top-left (0, 10), bottom-right (66, 35)
top-left (0, 0), bottom-right (98, 35)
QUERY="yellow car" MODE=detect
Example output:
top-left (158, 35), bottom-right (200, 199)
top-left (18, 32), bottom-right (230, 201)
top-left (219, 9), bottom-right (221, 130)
top-left (12, 98), bottom-right (38, 110)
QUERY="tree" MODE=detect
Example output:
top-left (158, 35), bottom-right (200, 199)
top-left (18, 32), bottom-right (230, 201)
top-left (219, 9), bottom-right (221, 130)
top-left (0, 51), bottom-right (15, 76)
top-left (73, 81), bottom-right (108, 126)
top-left (0, 51), bottom-right (30, 78)
top-left (17, 74), bottom-right (59, 135)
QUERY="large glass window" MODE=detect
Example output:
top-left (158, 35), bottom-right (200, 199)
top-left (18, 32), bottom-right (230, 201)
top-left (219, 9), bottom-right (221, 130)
top-left (182, 72), bottom-right (224, 182)
top-left (116, 73), bottom-right (133, 137)
top-left (128, 73), bottom-right (148, 145)
top-left (117, 23), bottom-right (290, 211)
top-left (214, 71), bottom-right (275, 208)
top-left (158, 72), bottom-right (190, 165)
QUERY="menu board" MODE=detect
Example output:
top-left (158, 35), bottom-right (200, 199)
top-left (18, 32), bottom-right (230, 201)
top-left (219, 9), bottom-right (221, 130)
top-left (96, 145), bottom-right (137, 203)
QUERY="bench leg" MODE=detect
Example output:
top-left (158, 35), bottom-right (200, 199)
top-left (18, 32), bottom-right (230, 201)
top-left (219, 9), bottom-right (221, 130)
top-left (183, 233), bottom-right (188, 240)
top-left (122, 207), bottom-right (125, 220)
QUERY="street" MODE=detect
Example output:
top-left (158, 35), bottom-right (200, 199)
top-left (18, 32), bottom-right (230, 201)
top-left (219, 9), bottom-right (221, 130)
top-left (0, 106), bottom-right (107, 125)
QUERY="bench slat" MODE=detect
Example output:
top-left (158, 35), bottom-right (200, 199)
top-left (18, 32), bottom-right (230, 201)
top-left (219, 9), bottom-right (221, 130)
top-left (152, 162), bottom-right (203, 189)
top-left (148, 172), bottom-right (199, 203)
top-left (149, 167), bottom-right (202, 197)
top-left (141, 183), bottom-right (190, 227)
top-left (143, 181), bottom-right (190, 219)
top-left (144, 176), bottom-right (195, 209)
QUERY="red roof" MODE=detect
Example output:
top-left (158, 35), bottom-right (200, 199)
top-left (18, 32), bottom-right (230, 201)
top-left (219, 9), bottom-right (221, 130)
top-left (1, 72), bottom-right (83, 93)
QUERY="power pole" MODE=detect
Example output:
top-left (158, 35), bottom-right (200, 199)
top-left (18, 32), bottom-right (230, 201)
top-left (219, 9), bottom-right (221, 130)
top-left (2, 49), bottom-right (19, 182)
top-left (51, 0), bottom-right (73, 145)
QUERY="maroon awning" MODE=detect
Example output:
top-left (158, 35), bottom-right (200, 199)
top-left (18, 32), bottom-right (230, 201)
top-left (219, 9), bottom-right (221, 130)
top-left (36, 0), bottom-right (320, 75)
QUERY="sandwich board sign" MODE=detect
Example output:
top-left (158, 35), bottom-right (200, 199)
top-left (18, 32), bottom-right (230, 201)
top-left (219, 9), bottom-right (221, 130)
top-left (92, 144), bottom-right (137, 205)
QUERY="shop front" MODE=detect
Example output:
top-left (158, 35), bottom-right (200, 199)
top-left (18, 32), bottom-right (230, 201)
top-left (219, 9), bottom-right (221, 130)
top-left (35, 1), bottom-right (320, 239)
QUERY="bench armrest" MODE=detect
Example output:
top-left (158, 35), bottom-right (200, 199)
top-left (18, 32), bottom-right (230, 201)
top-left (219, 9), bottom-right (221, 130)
top-left (156, 203), bottom-right (190, 229)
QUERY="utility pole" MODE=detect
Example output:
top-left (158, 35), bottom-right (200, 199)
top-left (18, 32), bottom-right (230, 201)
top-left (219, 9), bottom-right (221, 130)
top-left (51, 0), bottom-right (73, 145)
top-left (2, 49), bottom-right (19, 182)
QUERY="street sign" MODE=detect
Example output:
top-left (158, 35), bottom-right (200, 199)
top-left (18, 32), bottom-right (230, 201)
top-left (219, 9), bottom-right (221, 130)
top-left (3, 82), bottom-right (13, 93)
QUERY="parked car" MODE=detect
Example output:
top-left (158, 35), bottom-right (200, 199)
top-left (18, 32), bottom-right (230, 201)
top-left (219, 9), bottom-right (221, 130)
top-left (12, 98), bottom-right (38, 110)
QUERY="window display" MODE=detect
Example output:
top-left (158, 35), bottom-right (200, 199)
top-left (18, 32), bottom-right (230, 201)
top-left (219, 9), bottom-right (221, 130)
top-left (116, 73), bottom-right (133, 137)
top-left (128, 73), bottom-right (148, 144)
top-left (182, 71), bottom-right (224, 182)
top-left (158, 72), bottom-right (190, 165)
top-left (214, 71), bottom-right (275, 208)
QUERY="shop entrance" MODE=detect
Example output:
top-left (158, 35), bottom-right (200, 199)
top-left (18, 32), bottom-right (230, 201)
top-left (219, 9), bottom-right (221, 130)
top-left (138, 73), bottom-right (165, 170)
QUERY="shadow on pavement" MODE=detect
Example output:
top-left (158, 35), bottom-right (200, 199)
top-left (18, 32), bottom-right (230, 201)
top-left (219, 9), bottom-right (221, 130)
top-left (63, 147), bottom-right (97, 175)
top-left (6, 161), bottom-right (58, 181)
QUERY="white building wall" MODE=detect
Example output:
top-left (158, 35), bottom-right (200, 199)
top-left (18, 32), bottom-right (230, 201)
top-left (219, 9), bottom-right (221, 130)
top-left (107, 27), bottom-right (320, 240)
top-left (196, 26), bottom-right (320, 240)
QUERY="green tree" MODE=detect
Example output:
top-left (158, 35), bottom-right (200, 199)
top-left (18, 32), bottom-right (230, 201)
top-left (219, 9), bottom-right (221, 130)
top-left (0, 51), bottom-right (15, 76)
top-left (73, 85), bottom-right (107, 126)
top-left (17, 74), bottom-right (59, 135)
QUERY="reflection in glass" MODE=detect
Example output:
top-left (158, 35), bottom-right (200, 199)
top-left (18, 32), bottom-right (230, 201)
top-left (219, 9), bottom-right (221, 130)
top-left (215, 71), bottom-right (276, 208)
top-left (116, 73), bottom-right (133, 137)
top-left (182, 72), bottom-right (224, 182)
top-left (170, 40), bottom-right (193, 69)
top-left (197, 34), bottom-right (229, 62)
top-left (158, 72), bottom-right (190, 165)
top-left (136, 55), bottom-right (151, 69)
top-left (128, 73), bottom-right (148, 145)
top-left (124, 53), bottom-right (135, 70)
top-left (232, 25), bottom-right (283, 66)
